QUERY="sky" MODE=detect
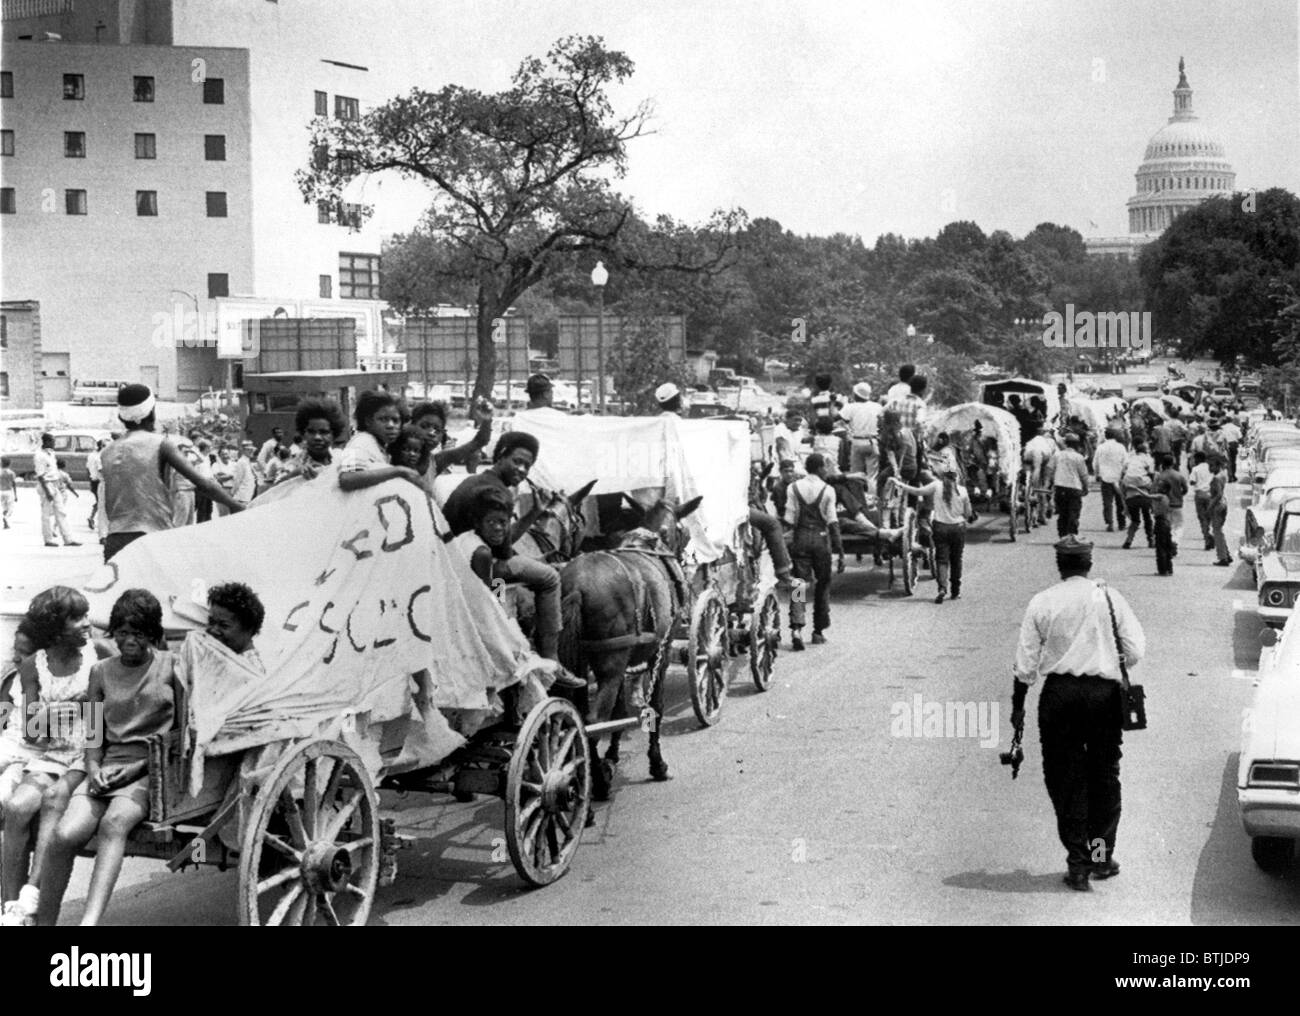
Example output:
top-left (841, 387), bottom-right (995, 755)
top-left (292, 0), bottom-right (1300, 244)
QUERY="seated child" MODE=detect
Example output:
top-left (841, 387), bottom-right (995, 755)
top-left (337, 390), bottom-right (427, 494)
top-left (388, 424), bottom-right (432, 479)
top-left (453, 487), bottom-right (515, 589)
top-left (205, 582), bottom-right (267, 673)
top-left (37, 589), bottom-right (183, 927)
top-left (1, 586), bottom-right (112, 926)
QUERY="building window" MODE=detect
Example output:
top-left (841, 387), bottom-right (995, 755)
top-left (312, 144), bottom-right (329, 170)
top-left (317, 200), bottom-right (332, 224)
top-left (1, 71), bottom-right (12, 98)
top-left (65, 189), bottom-right (87, 215)
top-left (203, 77), bottom-right (224, 104)
top-left (64, 131), bottom-right (85, 158)
top-left (136, 190), bottom-right (158, 216)
top-left (339, 202), bottom-right (362, 229)
top-left (315, 90), bottom-right (328, 115)
top-left (207, 273), bottom-right (229, 298)
top-left (0, 130), bottom-right (12, 156)
top-left (133, 75), bottom-right (154, 102)
top-left (334, 95), bottom-right (359, 121)
top-left (206, 191), bottom-right (227, 217)
top-left (319, 274), bottom-right (332, 298)
top-left (0, 188), bottom-right (14, 214)
top-left (338, 253), bottom-right (380, 300)
top-left (335, 150), bottom-right (358, 176)
top-left (63, 73), bottom-right (84, 100)
top-left (135, 133), bottom-right (156, 159)
top-left (204, 134), bottom-right (226, 160)
top-left (0, 373), bottom-right (8, 399)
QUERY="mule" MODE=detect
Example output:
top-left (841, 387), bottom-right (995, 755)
top-left (557, 493), bottom-right (703, 802)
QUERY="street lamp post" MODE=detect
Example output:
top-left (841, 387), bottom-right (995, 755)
top-left (592, 261), bottom-right (609, 414)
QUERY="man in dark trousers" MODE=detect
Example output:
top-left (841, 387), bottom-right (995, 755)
top-left (781, 452), bottom-right (844, 650)
top-left (1011, 537), bottom-right (1146, 890)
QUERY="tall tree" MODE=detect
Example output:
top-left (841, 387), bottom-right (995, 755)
top-left (298, 35), bottom-right (739, 397)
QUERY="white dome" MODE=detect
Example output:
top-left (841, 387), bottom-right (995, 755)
top-left (1142, 119), bottom-right (1228, 162)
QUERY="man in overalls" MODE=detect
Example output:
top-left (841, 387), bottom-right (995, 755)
top-left (782, 452), bottom-right (844, 650)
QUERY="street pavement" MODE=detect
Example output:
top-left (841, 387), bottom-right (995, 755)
top-left (2, 458), bottom-right (1295, 926)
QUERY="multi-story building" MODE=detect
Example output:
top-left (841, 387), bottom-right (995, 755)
top-left (1086, 59), bottom-right (1237, 262)
top-left (0, 0), bottom-right (386, 405)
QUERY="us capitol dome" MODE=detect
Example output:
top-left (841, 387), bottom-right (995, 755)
top-left (1086, 59), bottom-right (1236, 260)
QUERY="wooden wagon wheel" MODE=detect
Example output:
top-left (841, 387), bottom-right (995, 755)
top-left (237, 739), bottom-right (379, 927)
top-left (748, 587), bottom-right (781, 692)
top-left (688, 587), bottom-right (730, 726)
top-left (901, 506), bottom-right (919, 595)
top-left (505, 697), bottom-right (591, 887)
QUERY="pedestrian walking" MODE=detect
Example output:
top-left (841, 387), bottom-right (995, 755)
top-left (1208, 456), bottom-right (1233, 566)
top-left (1120, 439), bottom-right (1156, 549)
top-left (1023, 425), bottom-right (1058, 525)
top-left (0, 458), bottom-right (16, 529)
top-left (1051, 433), bottom-right (1089, 537)
top-left (1011, 536), bottom-right (1146, 890)
top-left (1220, 417), bottom-right (1242, 482)
top-left (33, 434), bottom-right (78, 548)
top-left (782, 452), bottom-right (844, 649)
top-left (1152, 452), bottom-right (1189, 555)
top-left (1188, 451), bottom-right (1213, 550)
top-left (1092, 430), bottom-right (1128, 533)
top-left (100, 384), bottom-right (242, 561)
top-left (890, 467), bottom-right (972, 603)
top-left (85, 439), bottom-right (105, 529)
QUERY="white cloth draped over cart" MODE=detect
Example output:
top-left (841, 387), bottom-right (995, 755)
top-left (508, 414), bottom-right (752, 563)
top-left (79, 476), bottom-right (547, 791)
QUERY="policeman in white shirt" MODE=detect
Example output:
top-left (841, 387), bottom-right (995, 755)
top-left (1091, 432), bottom-right (1129, 532)
top-left (1011, 536), bottom-right (1145, 890)
top-left (839, 381), bottom-right (882, 480)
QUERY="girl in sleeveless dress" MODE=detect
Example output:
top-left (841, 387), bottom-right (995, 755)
top-left (38, 589), bottom-right (183, 926)
top-left (0, 587), bottom-right (112, 926)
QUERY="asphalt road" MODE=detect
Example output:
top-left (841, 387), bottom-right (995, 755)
top-left (2, 457), bottom-right (1296, 926)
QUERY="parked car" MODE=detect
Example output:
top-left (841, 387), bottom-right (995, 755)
top-left (1239, 616), bottom-right (1300, 871)
top-left (1256, 497), bottom-right (1300, 627)
top-left (70, 379), bottom-right (132, 406)
top-left (1252, 447), bottom-right (1300, 503)
top-left (2, 429), bottom-right (114, 482)
top-left (1210, 386), bottom-right (1235, 405)
top-left (1242, 466), bottom-right (1300, 584)
top-left (193, 389), bottom-right (245, 413)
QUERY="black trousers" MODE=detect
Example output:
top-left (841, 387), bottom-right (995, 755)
top-left (931, 520), bottom-right (965, 594)
top-left (196, 491), bottom-right (213, 524)
top-left (1054, 487), bottom-right (1083, 537)
top-left (1124, 495), bottom-right (1153, 545)
top-left (790, 535), bottom-right (832, 633)
top-left (1039, 673), bottom-right (1123, 873)
top-left (1100, 482), bottom-right (1127, 528)
top-left (1154, 515), bottom-right (1174, 574)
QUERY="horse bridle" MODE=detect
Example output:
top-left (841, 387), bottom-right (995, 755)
top-left (528, 496), bottom-right (587, 563)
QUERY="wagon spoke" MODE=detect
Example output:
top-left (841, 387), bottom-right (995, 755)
top-left (320, 757), bottom-right (344, 807)
top-left (266, 883), bottom-right (304, 927)
top-left (261, 831), bottom-right (301, 863)
top-left (302, 758), bottom-right (318, 838)
top-left (285, 889), bottom-right (309, 927)
top-left (546, 818), bottom-right (562, 862)
top-left (320, 789), bottom-right (363, 844)
top-left (554, 727), bottom-right (578, 766)
top-left (279, 792), bottom-right (309, 848)
top-left (257, 864), bottom-right (302, 896)
top-left (533, 816), bottom-right (553, 866)
top-left (341, 882), bottom-right (370, 903)
top-left (517, 796), bottom-right (543, 830)
top-left (302, 892), bottom-right (317, 926)
top-left (343, 835), bottom-right (374, 852)
top-left (535, 725), bottom-right (552, 771)
top-left (554, 810), bottom-right (573, 840)
top-left (318, 894), bottom-right (340, 927)
top-left (521, 780), bottom-right (544, 796)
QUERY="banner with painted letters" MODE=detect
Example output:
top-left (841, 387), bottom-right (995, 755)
top-left (80, 476), bottom-right (532, 760)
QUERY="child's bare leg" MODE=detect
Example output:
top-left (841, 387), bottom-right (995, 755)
top-left (36, 793), bottom-right (104, 927)
top-left (80, 796), bottom-right (146, 926)
top-left (1, 774), bottom-right (51, 901)
top-left (27, 771), bottom-right (84, 887)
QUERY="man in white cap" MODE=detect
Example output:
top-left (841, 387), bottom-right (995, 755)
top-left (655, 381), bottom-right (684, 416)
top-left (100, 384), bottom-right (245, 561)
top-left (839, 381), bottom-right (881, 480)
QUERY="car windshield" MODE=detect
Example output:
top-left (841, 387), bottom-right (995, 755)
top-left (1264, 487), bottom-right (1300, 510)
top-left (1280, 522), bottom-right (1300, 555)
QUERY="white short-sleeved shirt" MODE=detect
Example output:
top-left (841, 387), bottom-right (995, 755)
top-left (338, 432), bottom-right (390, 474)
top-left (840, 401), bottom-right (882, 439)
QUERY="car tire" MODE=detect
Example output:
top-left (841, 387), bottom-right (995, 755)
top-left (1251, 835), bottom-right (1294, 873)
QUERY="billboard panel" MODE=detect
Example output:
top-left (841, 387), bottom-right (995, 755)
top-left (556, 315), bottom-right (686, 378)
top-left (396, 315), bottom-right (530, 386)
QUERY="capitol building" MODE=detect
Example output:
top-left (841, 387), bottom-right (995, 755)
top-left (1086, 59), bottom-right (1236, 261)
